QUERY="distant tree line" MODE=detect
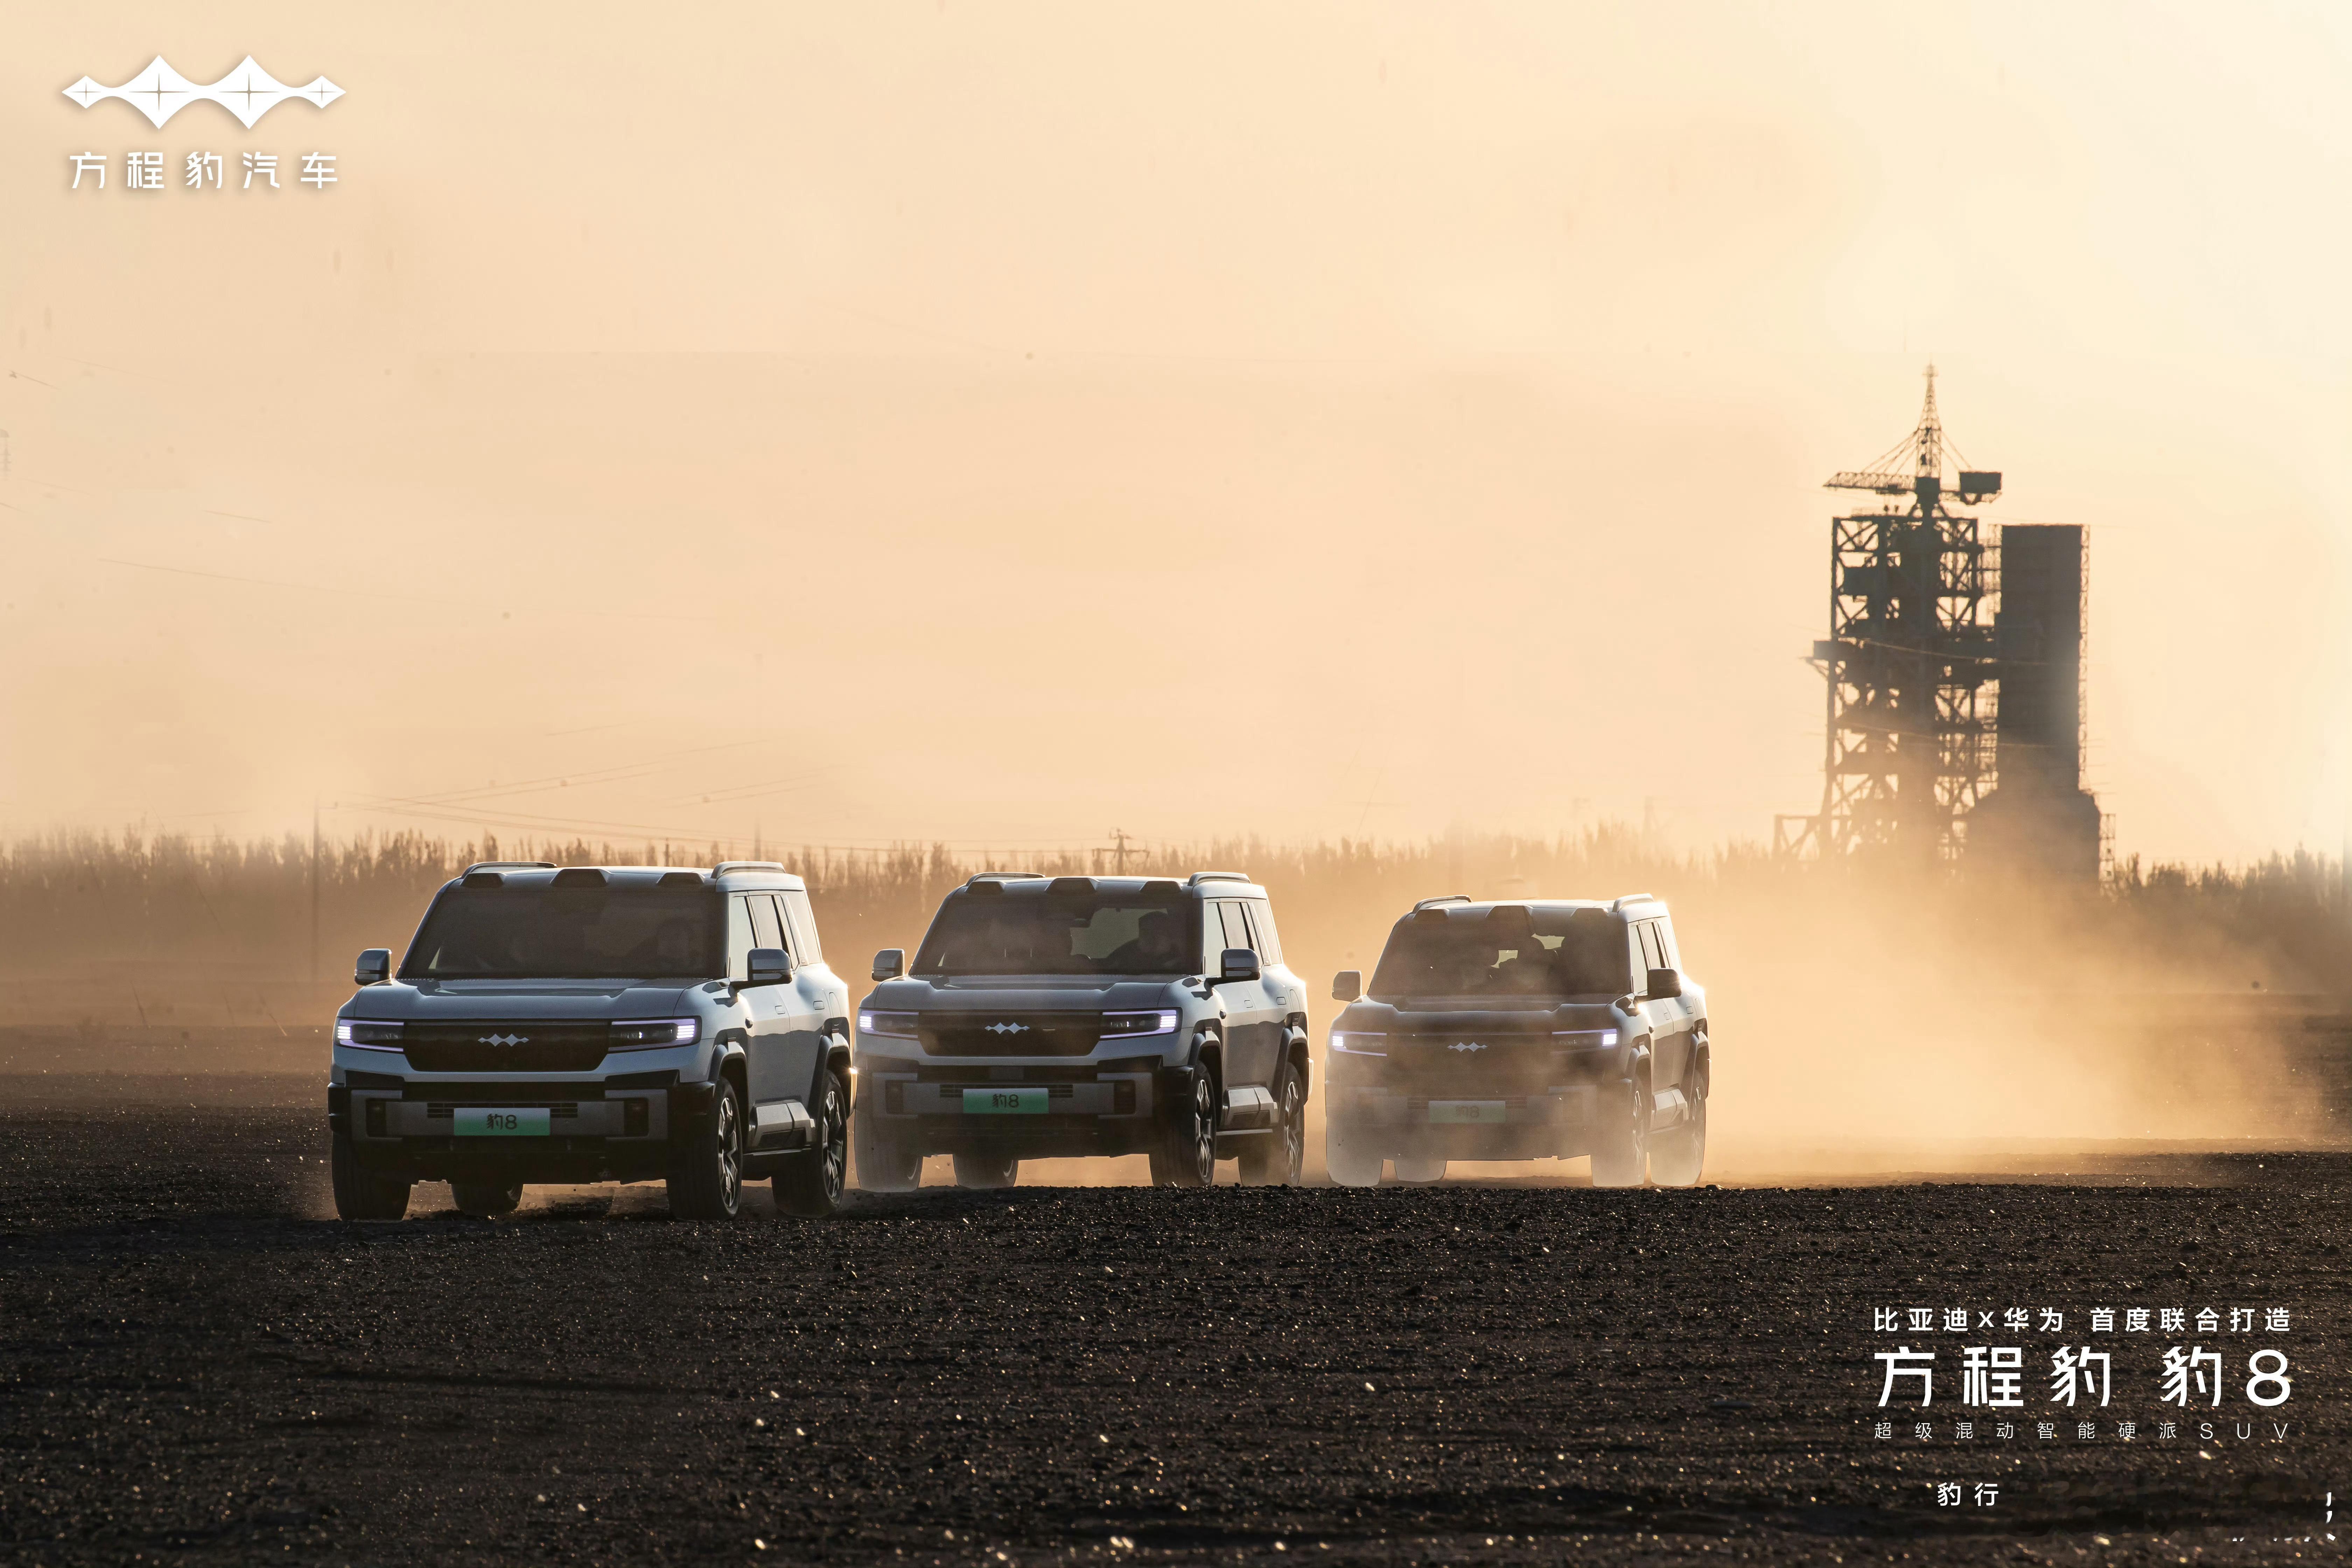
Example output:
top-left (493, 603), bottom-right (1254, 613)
top-left (0, 827), bottom-right (2341, 1002)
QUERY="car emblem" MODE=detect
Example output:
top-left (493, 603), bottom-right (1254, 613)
top-left (1449, 1041), bottom-right (1486, 1052)
top-left (478, 1033), bottom-right (530, 1048)
top-left (985, 1022), bottom-right (1029, 1036)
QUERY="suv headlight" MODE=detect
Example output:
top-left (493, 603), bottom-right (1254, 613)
top-left (1330, 1031), bottom-right (1386, 1057)
top-left (1099, 1010), bottom-right (1177, 1039)
top-left (335, 1020), bottom-right (404, 1051)
top-left (1553, 1028), bottom-right (1619, 1048)
top-left (611, 1018), bottom-right (700, 1049)
top-left (859, 1010), bottom-right (919, 1038)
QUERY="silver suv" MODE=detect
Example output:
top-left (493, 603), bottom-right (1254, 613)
top-left (1323, 895), bottom-right (1710, 1188)
top-left (854, 872), bottom-right (1312, 1188)
top-left (328, 862), bottom-right (853, 1221)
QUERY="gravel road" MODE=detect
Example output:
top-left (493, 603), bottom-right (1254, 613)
top-left (0, 1088), bottom-right (2341, 1565)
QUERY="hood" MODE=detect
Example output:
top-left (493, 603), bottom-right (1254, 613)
top-left (342, 980), bottom-right (696, 1022)
top-left (866, 975), bottom-right (1190, 1013)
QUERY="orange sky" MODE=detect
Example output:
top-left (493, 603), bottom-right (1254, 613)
top-left (3, 2), bottom-right (2347, 863)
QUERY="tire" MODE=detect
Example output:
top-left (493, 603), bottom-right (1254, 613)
top-left (1392, 1155), bottom-right (1447, 1184)
top-left (666, 1075), bottom-right (746, 1220)
top-left (852, 1094), bottom-right (922, 1194)
top-left (449, 1179), bottom-right (524, 1217)
top-left (1324, 1118), bottom-right (1382, 1188)
top-left (951, 1151), bottom-right (1018, 1189)
top-left (1240, 1064), bottom-right (1305, 1186)
top-left (330, 1129), bottom-right (410, 1220)
top-left (1591, 1074), bottom-right (1652, 1189)
top-left (776, 1069), bottom-right (850, 1218)
top-left (1148, 1064), bottom-right (1218, 1188)
top-left (1648, 1088), bottom-right (1707, 1188)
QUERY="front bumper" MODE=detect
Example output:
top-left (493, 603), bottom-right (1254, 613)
top-left (331, 1071), bottom-right (712, 1184)
top-left (856, 1053), bottom-right (1175, 1158)
top-left (1330, 1083), bottom-right (1607, 1160)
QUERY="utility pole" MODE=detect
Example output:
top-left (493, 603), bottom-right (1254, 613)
top-left (1107, 827), bottom-right (1135, 873)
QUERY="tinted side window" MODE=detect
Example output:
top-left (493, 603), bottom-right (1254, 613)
top-left (781, 889), bottom-right (824, 964)
top-left (1655, 919), bottom-right (1680, 972)
top-left (1247, 899), bottom-right (1283, 965)
top-left (749, 894), bottom-right (785, 955)
top-left (1202, 902), bottom-right (1232, 967)
top-left (1220, 902), bottom-right (1253, 956)
top-left (727, 897), bottom-right (755, 981)
top-left (1638, 922), bottom-right (1664, 974)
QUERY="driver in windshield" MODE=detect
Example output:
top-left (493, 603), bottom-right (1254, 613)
top-left (1104, 909), bottom-right (1186, 972)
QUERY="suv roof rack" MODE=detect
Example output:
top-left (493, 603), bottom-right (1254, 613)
top-left (464, 861), bottom-right (555, 874)
top-left (964, 871), bottom-right (1040, 886)
top-left (1187, 871), bottom-right (1250, 887)
top-left (713, 861), bottom-right (786, 877)
top-left (1413, 894), bottom-right (1472, 911)
top-left (1610, 892), bottom-right (1657, 911)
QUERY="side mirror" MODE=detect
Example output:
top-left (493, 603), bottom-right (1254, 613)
top-left (1213, 947), bottom-right (1261, 986)
top-left (355, 948), bottom-right (391, 986)
top-left (1332, 969), bottom-right (1363, 1003)
top-left (871, 947), bottom-right (906, 983)
top-left (747, 947), bottom-right (794, 986)
top-left (1646, 966), bottom-right (1683, 1000)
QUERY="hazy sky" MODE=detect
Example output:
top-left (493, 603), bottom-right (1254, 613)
top-left (4, 2), bottom-right (2347, 863)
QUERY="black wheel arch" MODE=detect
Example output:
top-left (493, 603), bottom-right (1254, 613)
top-left (818, 1021), bottom-right (852, 1108)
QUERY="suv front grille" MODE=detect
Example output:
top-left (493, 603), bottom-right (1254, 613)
top-left (1366, 1031), bottom-right (1571, 1094)
top-left (400, 1023), bottom-right (612, 1073)
top-left (923, 1014), bottom-right (1102, 1057)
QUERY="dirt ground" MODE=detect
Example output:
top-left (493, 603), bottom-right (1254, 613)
top-left (0, 1080), bottom-right (2342, 1565)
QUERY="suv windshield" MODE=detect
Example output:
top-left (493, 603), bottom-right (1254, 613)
top-left (1370, 906), bottom-right (1629, 1000)
top-left (402, 882), bottom-right (723, 980)
top-left (915, 890), bottom-right (1200, 977)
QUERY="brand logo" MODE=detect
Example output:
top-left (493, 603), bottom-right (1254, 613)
top-left (984, 1022), bottom-right (1030, 1036)
top-left (1449, 1041), bottom-right (1486, 1052)
top-left (478, 1033), bottom-right (531, 1048)
top-left (64, 56), bottom-right (343, 128)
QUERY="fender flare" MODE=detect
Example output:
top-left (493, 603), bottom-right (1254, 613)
top-left (1281, 1025), bottom-right (1311, 1101)
top-left (821, 1026), bottom-right (853, 1112)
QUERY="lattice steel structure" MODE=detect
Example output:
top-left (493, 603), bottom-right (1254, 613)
top-left (1777, 367), bottom-right (2005, 863)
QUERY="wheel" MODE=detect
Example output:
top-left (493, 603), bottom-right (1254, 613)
top-left (1591, 1074), bottom-right (1652, 1189)
top-left (449, 1179), bottom-right (523, 1217)
top-left (951, 1151), bottom-right (1018, 1189)
top-left (330, 1128), bottom-right (410, 1220)
top-left (666, 1076), bottom-right (746, 1219)
top-left (1148, 1064), bottom-right (1218, 1187)
top-left (776, 1069), bottom-right (850, 1217)
top-left (1392, 1155), bottom-right (1447, 1184)
top-left (1324, 1118), bottom-right (1382, 1188)
top-left (1648, 1086), bottom-right (1707, 1188)
top-left (852, 1092), bottom-right (922, 1193)
top-left (1239, 1064), bottom-right (1304, 1186)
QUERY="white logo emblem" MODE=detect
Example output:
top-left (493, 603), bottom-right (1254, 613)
top-left (63, 56), bottom-right (343, 128)
top-left (1449, 1041), bottom-right (1486, 1052)
top-left (984, 1022), bottom-right (1029, 1036)
top-left (478, 1034), bottom-right (530, 1048)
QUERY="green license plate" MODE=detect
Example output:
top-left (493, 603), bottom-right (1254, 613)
top-left (1428, 1100), bottom-right (1508, 1125)
top-left (453, 1107), bottom-right (551, 1136)
top-left (963, 1087), bottom-right (1048, 1115)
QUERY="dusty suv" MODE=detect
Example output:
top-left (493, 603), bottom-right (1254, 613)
top-left (1323, 894), bottom-right (1708, 1188)
top-left (854, 872), bottom-right (1310, 1189)
top-left (328, 861), bottom-right (852, 1222)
